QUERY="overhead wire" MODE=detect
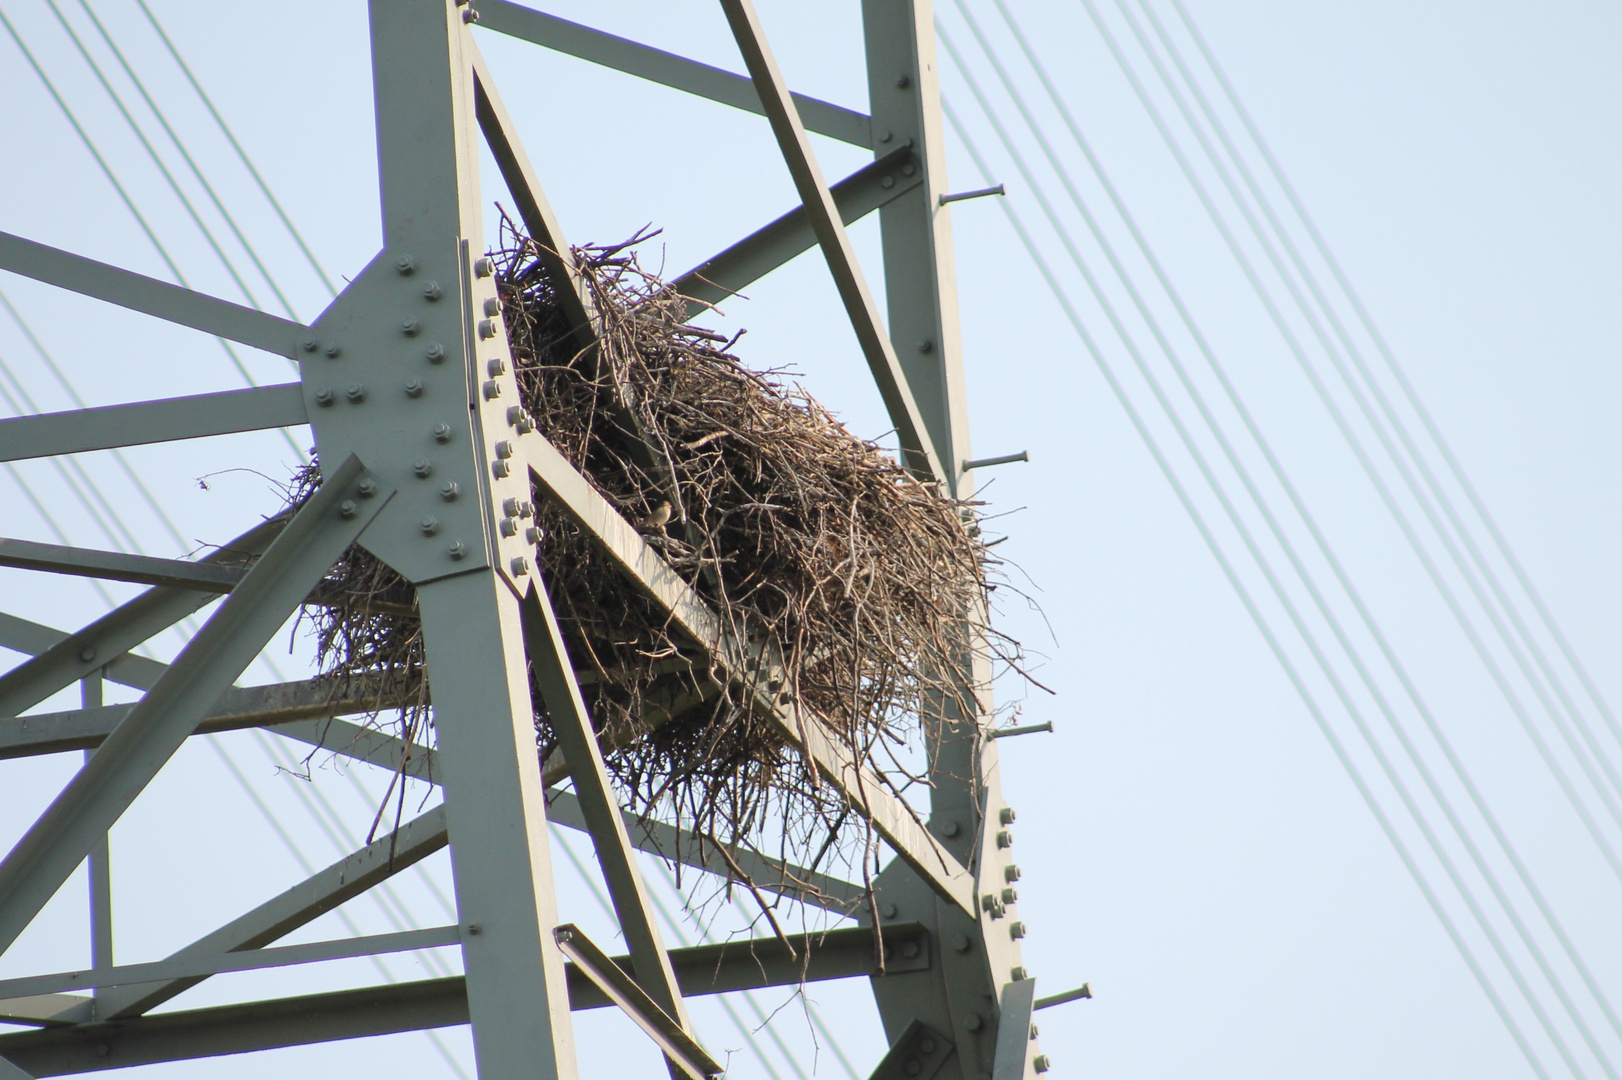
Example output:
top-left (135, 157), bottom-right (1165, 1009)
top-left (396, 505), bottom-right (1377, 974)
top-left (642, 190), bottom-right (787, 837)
top-left (1087, 0), bottom-right (1622, 851)
top-left (954, 0), bottom-right (1622, 1067)
top-left (935, 10), bottom-right (1615, 1075)
top-left (1160, 0), bottom-right (1622, 778)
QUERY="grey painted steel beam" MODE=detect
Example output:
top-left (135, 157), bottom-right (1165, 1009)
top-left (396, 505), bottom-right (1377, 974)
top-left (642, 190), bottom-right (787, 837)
top-left (0, 922), bottom-right (929, 1075)
top-left (0, 456), bottom-right (387, 954)
top-left (0, 231), bottom-right (303, 359)
top-left (0, 538), bottom-right (247, 592)
top-left (868, 1020), bottom-right (955, 1080)
top-left (94, 804), bottom-right (448, 1018)
top-left (673, 146), bottom-right (923, 318)
top-left (475, 1), bottom-right (871, 148)
top-left (525, 439), bottom-right (976, 915)
top-left (0, 1054), bottom-right (33, 1080)
top-left (0, 385), bottom-right (308, 464)
top-left (990, 979), bottom-right (1037, 1080)
top-left (554, 925), bottom-right (719, 1080)
top-left (544, 788), bottom-right (865, 914)
top-left (0, 996), bottom-right (90, 1028)
top-left (718, 0), bottom-right (945, 482)
top-left (0, 516), bottom-right (286, 718)
top-left (0, 926), bottom-right (460, 1000)
top-left (521, 589), bottom-right (694, 1046)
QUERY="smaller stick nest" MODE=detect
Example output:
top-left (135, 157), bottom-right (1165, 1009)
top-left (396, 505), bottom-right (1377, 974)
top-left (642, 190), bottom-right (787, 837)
top-left (301, 221), bottom-right (1010, 894)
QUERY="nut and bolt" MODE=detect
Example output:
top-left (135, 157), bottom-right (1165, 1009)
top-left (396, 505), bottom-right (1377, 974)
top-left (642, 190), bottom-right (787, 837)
top-left (996, 829), bottom-right (1013, 849)
top-left (482, 379), bottom-right (502, 399)
top-left (358, 478), bottom-right (379, 498)
top-left (426, 342), bottom-right (446, 364)
top-left (499, 517), bottom-right (518, 537)
top-left (439, 481), bottom-right (460, 501)
top-left (339, 499), bottom-right (358, 519)
top-left (448, 540), bottom-right (468, 559)
top-left (401, 317), bottom-right (422, 337)
top-left (1002, 887), bottom-right (1019, 904)
top-left (474, 256), bottom-right (495, 278)
top-left (79, 646), bottom-right (96, 663)
top-left (1009, 921), bottom-right (1027, 940)
top-left (940, 819), bottom-right (961, 837)
top-left (301, 337), bottom-right (318, 353)
top-left (1034, 1055), bottom-right (1051, 1074)
top-left (880, 175), bottom-right (896, 189)
top-left (951, 933), bottom-right (972, 953)
top-left (881, 902), bottom-right (897, 919)
top-left (462, 7), bottom-right (478, 22)
top-left (433, 423), bottom-right (453, 443)
top-left (509, 555), bottom-right (529, 575)
top-left (901, 940), bottom-right (920, 959)
top-left (421, 280), bottom-right (442, 301)
top-left (524, 525), bottom-right (542, 544)
top-left (345, 382), bottom-right (366, 403)
top-left (420, 516), bottom-right (440, 536)
top-left (483, 297), bottom-right (502, 317)
top-left (895, 73), bottom-right (912, 88)
top-left (492, 459), bottom-right (511, 479)
top-left (502, 497), bottom-right (522, 517)
top-left (412, 459), bottom-right (433, 478)
top-left (964, 1013), bottom-right (983, 1032)
top-left (324, 342), bottom-right (342, 358)
top-left (394, 254), bottom-right (416, 275)
top-left (1011, 966), bottom-right (1029, 981)
top-left (314, 387), bottom-right (335, 407)
top-left (478, 319), bottom-right (499, 340)
top-left (487, 356), bottom-right (506, 376)
top-left (1000, 806), bottom-right (1017, 825)
top-left (1005, 864), bottom-right (1022, 882)
top-left (903, 1060), bottom-right (920, 1076)
top-left (495, 440), bottom-right (514, 459)
top-left (404, 378), bottom-right (424, 397)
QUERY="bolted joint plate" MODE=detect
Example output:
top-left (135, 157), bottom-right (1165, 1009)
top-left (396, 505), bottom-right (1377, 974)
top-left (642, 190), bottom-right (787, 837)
top-left (301, 242), bottom-right (531, 586)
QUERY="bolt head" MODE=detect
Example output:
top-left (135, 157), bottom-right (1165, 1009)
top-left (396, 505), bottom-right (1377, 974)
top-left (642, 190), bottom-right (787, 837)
top-left (919, 1038), bottom-right (936, 1054)
top-left (495, 440), bottom-right (514, 459)
top-left (426, 342), bottom-right (446, 364)
top-left (996, 828), bottom-right (1013, 848)
top-left (314, 387), bottom-right (335, 407)
top-left (462, 6), bottom-right (478, 22)
top-left (500, 517), bottom-right (518, 537)
top-left (524, 525), bottom-right (543, 544)
top-left (487, 356), bottom-right (506, 376)
top-left (422, 280), bottom-right (442, 301)
top-left (1034, 1055), bottom-right (1051, 1074)
top-left (474, 256), bottom-right (495, 278)
top-left (1010, 921), bottom-right (1027, 939)
top-left (881, 902), bottom-right (897, 919)
top-left (503, 497), bottom-right (520, 517)
top-left (895, 73), bottom-right (912, 88)
top-left (878, 129), bottom-right (894, 144)
top-left (404, 378), bottom-right (425, 397)
top-left (301, 337), bottom-right (318, 352)
top-left (900, 161), bottom-right (917, 177)
top-left (483, 297), bottom-right (502, 317)
top-left (478, 319), bottom-right (499, 340)
top-left (940, 819), bottom-right (961, 837)
top-left (901, 940), bottom-right (920, 959)
top-left (492, 459), bottom-right (511, 479)
top-left (1002, 887), bottom-right (1019, 904)
top-left (918, 339), bottom-right (935, 354)
top-left (358, 478), bottom-right (379, 498)
top-left (401, 317), bottom-right (422, 337)
top-left (339, 499), bottom-right (358, 519)
top-left (964, 1012), bottom-right (983, 1032)
top-left (420, 516), bottom-right (440, 535)
top-left (433, 423), bottom-right (453, 443)
top-left (1000, 806), bottom-right (1017, 825)
top-left (1011, 966), bottom-right (1029, 981)
top-left (440, 481), bottom-right (460, 500)
top-left (880, 175), bottom-right (896, 189)
top-left (951, 933), bottom-right (972, 953)
top-left (79, 646), bottom-right (96, 663)
top-left (904, 1060), bottom-right (921, 1076)
top-left (448, 540), bottom-right (468, 560)
top-left (324, 342), bottom-right (342, 358)
top-left (394, 254), bottom-right (415, 275)
top-left (345, 382), bottom-right (366, 403)
top-left (1005, 864), bottom-right (1022, 882)
top-left (413, 458), bottom-right (433, 478)
top-left (510, 555), bottom-right (529, 575)
top-left (483, 379), bottom-right (502, 400)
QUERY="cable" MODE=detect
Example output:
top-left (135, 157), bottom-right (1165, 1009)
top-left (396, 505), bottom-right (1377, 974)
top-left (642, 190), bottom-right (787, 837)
top-left (938, 96), bottom-right (1552, 1079)
top-left (959, 0), bottom-right (1622, 1064)
top-left (1089, 0), bottom-right (1622, 848)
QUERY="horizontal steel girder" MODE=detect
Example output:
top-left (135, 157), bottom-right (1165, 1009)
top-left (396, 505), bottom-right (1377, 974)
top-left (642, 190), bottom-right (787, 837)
top-left (673, 145), bottom-right (923, 318)
top-left (0, 385), bottom-right (308, 463)
top-left (474, 0), bottom-right (871, 148)
top-left (0, 231), bottom-right (303, 358)
top-left (0, 922), bottom-right (929, 1074)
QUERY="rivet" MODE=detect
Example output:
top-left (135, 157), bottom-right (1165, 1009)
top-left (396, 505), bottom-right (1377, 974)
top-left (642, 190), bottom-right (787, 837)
top-left (997, 829), bottom-right (1013, 848)
top-left (395, 254), bottom-right (416, 275)
top-left (881, 902), bottom-right (897, 919)
top-left (401, 317), bottom-right (422, 337)
top-left (918, 339), bottom-right (935, 354)
top-left (964, 1012), bottom-right (983, 1032)
top-left (500, 517), bottom-right (518, 537)
top-left (901, 162), bottom-right (917, 177)
top-left (941, 819), bottom-right (961, 837)
top-left (324, 342), bottom-right (342, 358)
top-left (483, 297), bottom-right (502, 317)
top-left (433, 422), bottom-right (453, 443)
top-left (492, 459), bottom-right (511, 479)
top-left (483, 379), bottom-right (502, 399)
top-left (895, 73), bottom-right (912, 88)
top-left (951, 933), bottom-right (971, 953)
top-left (878, 129), bottom-right (894, 144)
top-left (345, 382), bottom-right (366, 403)
top-left (904, 1060), bottom-right (920, 1076)
top-left (79, 646), bottom-right (96, 663)
top-left (339, 499), bottom-right (358, 519)
top-left (448, 540), bottom-right (468, 559)
top-left (524, 525), bottom-right (542, 544)
top-left (314, 387), bottom-right (335, 407)
top-left (404, 378), bottom-right (425, 397)
top-left (426, 342), bottom-right (446, 364)
top-left (466, 922), bottom-right (482, 935)
top-left (440, 481), bottom-right (460, 501)
top-left (901, 940), bottom-right (920, 958)
top-left (919, 1038), bottom-right (937, 1054)
top-left (420, 517), bottom-right (440, 536)
top-left (358, 478), bottom-right (379, 498)
top-left (510, 555), bottom-right (529, 575)
top-left (495, 440), bottom-right (514, 459)
top-left (487, 356), bottom-right (506, 376)
top-left (301, 337), bottom-right (318, 353)
top-left (422, 280), bottom-right (442, 301)
top-left (478, 319), bottom-right (499, 340)
top-left (881, 175), bottom-right (896, 189)
top-left (413, 459), bottom-right (433, 478)
top-left (474, 256), bottom-right (495, 278)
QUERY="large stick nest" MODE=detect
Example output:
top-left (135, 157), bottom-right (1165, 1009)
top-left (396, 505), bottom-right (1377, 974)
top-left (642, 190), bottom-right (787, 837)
top-left (298, 220), bottom-right (1022, 904)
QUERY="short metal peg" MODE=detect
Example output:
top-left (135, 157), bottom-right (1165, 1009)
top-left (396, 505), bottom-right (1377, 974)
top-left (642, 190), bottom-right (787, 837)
top-left (1010, 921), bottom-right (1027, 940)
top-left (524, 525), bottom-right (542, 544)
top-left (1011, 966), bottom-right (1029, 981)
top-left (1000, 806), bottom-right (1017, 825)
top-left (1006, 864), bottom-right (1022, 882)
top-left (997, 829), bottom-right (1013, 848)
top-left (79, 646), bottom-right (96, 663)
top-left (502, 497), bottom-right (521, 517)
top-left (1002, 887), bottom-right (1019, 904)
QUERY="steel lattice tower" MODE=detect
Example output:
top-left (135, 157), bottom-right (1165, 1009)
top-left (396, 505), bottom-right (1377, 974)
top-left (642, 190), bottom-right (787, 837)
top-left (0, 2), bottom-right (1048, 1077)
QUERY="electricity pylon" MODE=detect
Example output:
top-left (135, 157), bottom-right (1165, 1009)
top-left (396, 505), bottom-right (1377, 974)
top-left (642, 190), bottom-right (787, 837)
top-left (0, 2), bottom-right (1047, 1076)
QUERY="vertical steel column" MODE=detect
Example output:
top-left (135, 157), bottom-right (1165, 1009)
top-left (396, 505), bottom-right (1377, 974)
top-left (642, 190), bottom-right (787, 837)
top-left (82, 670), bottom-right (113, 984)
top-left (860, 4), bottom-right (1040, 1078)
